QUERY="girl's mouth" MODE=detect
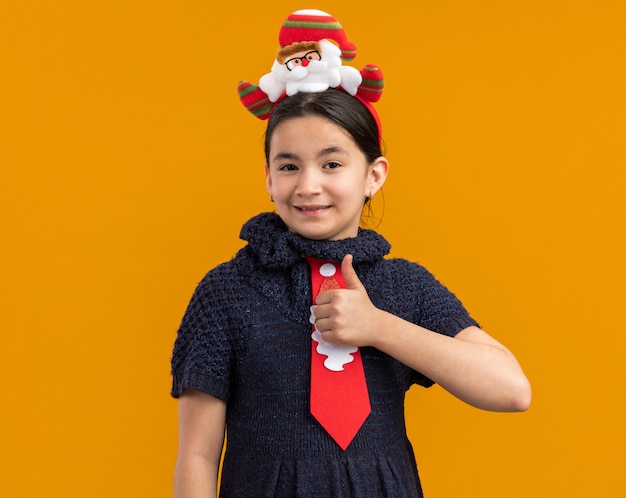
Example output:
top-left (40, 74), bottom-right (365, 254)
top-left (296, 205), bottom-right (330, 213)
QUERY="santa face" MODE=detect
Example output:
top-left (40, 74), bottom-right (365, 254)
top-left (282, 56), bottom-right (328, 83)
top-left (273, 40), bottom-right (343, 94)
top-left (258, 38), bottom-right (362, 101)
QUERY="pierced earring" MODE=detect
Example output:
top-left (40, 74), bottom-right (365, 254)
top-left (270, 194), bottom-right (274, 203)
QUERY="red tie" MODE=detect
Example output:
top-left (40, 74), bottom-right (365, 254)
top-left (306, 256), bottom-right (371, 450)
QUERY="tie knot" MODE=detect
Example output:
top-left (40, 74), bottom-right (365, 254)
top-left (306, 257), bottom-right (346, 296)
top-left (319, 262), bottom-right (337, 277)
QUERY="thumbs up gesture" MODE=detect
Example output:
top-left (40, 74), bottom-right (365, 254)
top-left (313, 254), bottom-right (380, 347)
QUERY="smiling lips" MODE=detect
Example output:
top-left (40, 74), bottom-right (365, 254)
top-left (296, 205), bottom-right (330, 214)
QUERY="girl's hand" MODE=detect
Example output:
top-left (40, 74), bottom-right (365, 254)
top-left (312, 254), bottom-right (381, 347)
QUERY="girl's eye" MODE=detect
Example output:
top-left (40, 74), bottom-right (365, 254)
top-left (324, 162), bottom-right (341, 169)
top-left (278, 164), bottom-right (298, 171)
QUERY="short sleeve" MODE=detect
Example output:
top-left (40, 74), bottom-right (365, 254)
top-left (410, 263), bottom-right (479, 338)
top-left (170, 268), bottom-right (237, 401)
top-left (384, 259), bottom-right (480, 388)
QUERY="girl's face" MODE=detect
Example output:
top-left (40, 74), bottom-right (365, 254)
top-left (265, 115), bottom-right (388, 241)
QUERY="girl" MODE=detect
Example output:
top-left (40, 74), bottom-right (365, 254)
top-left (170, 88), bottom-right (531, 497)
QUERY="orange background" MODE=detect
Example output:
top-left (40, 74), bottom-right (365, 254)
top-left (2, 1), bottom-right (625, 496)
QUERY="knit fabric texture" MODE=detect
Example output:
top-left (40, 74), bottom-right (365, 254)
top-left (171, 212), bottom-right (479, 497)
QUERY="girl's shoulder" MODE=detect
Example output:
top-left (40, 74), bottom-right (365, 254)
top-left (188, 248), bottom-right (254, 299)
top-left (377, 256), bottom-right (478, 332)
top-left (367, 256), bottom-right (461, 309)
top-left (378, 256), bottom-right (439, 283)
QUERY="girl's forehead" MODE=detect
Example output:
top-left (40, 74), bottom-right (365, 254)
top-left (267, 116), bottom-right (370, 167)
top-left (271, 115), bottom-right (353, 142)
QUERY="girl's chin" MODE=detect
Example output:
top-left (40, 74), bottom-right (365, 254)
top-left (285, 224), bottom-right (358, 241)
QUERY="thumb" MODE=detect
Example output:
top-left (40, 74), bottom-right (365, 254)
top-left (341, 254), bottom-right (365, 291)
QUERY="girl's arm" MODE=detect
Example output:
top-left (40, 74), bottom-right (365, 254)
top-left (313, 255), bottom-right (531, 412)
top-left (371, 321), bottom-right (531, 412)
top-left (174, 389), bottom-right (226, 498)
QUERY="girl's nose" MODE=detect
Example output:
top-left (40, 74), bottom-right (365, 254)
top-left (296, 169), bottom-right (321, 196)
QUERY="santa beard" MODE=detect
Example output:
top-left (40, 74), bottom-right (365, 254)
top-left (281, 59), bottom-right (342, 95)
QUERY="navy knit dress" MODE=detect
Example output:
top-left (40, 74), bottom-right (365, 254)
top-left (171, 212), bottom-right (478, 497)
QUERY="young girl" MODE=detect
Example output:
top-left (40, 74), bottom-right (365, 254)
top-left (171, 12), bottom-right (530, 498)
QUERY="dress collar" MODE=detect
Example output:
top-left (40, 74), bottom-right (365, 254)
top-left (240, 212), bottom-right (391, 269)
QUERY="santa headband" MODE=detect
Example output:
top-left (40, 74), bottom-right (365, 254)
top-left (237, 9), bottom-right (384, 139)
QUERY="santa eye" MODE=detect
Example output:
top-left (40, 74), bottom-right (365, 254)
top-left (285, 58), bottom-right (303, 71)
top-left (306, 51), bottom-right (321, 61)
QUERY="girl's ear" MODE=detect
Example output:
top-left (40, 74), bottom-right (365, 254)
top-left (265, 163), bottom-right (272, 194)
top-left (368, 156), bottom-right (389, 197)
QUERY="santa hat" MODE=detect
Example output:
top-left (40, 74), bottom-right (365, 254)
top-left (278, 9), bottom-right (357, 62)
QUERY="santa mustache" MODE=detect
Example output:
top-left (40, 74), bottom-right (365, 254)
top-left (285, 60), bottom-right (328, 80)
